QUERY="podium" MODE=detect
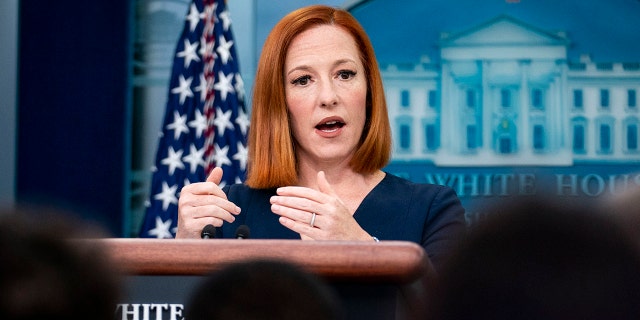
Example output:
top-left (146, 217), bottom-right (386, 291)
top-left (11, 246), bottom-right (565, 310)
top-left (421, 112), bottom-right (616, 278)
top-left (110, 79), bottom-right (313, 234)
top-left (93, 239), bottom-right (433, 320)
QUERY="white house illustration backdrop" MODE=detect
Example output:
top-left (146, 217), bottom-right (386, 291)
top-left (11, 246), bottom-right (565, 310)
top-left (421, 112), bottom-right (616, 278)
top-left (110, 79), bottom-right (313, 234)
top-left (370, 14), bottom-right (640, 223)
top-left (383, 15), bottom-right (640, 167)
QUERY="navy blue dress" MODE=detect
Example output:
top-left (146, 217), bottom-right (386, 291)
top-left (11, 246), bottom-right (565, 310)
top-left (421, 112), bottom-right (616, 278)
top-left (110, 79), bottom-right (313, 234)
top-left (219, 172), bottom-right (466, 271)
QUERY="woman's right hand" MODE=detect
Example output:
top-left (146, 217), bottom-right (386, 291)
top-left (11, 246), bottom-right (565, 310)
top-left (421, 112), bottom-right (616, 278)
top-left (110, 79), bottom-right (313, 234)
top-left (175, 167), bottom-right (242, 239)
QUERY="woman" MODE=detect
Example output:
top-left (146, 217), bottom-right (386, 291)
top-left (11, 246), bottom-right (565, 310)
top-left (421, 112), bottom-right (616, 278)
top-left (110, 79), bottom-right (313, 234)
top-left (176, 5), bottom-right (466, 271)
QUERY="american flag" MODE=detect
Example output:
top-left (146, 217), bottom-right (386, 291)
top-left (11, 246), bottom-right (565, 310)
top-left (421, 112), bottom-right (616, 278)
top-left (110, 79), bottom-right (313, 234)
top-left (139, 0), bottom-right (249, 238)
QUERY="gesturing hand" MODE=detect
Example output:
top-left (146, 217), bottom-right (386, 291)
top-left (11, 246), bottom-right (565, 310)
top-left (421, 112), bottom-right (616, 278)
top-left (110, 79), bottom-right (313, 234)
top-left (270, 171), bottom-right (372, 241)
top-left (176, 167), bottom-right (241, 239)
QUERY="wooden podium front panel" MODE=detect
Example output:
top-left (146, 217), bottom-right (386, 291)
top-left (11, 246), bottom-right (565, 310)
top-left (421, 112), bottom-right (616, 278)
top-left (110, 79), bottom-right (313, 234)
top-left (84, 239), bottom-right (432, 320)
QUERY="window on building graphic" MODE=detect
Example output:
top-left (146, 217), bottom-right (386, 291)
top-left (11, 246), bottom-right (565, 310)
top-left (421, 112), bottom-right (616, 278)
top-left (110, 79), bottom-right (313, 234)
top-left (573, 124), bottom-right (585, 153)
top-left (501, 89), bottom-right (511, 108)
top-left (499, 137), bottom-right (512, 154)
top-left (425, 124), bottom-right (437, 151)
top-left (573, 89), bottom-right (583, 108)
top-left (401, 90), bottom-right (410, 108)
top-left (532, 89), bottom-right (543, 109)
top-left (628, 124), bottom-right (638, 151)
top-left (428, 90), bottom-right (437, 108)
top-left (533, 125), bottom-right (545, 150)
top-left (466, 125), bottom-right (477, 149)
top-left (466, 89), bottom-right (476, 108)
top-left (600, 89), bottom-right (610, 108)
top-left (400, 124), bottom-right (411, 150)
top-left (629, 89), bottom-right (637, 108)
top-left (600, 124), bottom-right (612, 153)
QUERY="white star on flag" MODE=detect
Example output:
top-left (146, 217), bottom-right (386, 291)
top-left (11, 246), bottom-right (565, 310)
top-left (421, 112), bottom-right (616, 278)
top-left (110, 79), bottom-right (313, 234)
top-left (213, 144), bottom-right (231, 167)
top-left (234, 73), bottom-right (245, 100)
top-left (219, 9), bottom-right (231, 31)
top-left (182, 144), bottom-right (206, 173)
top-left (166, 110), bottom-right (189, 140)
top-left (177, 39), bottom-right (201, 68)
top-left (171, 75), bottom-right (194, 105)
top-left (235, 109), bottom-right (250, 136)
top-left (213, 108), bottom-right (233, 136)
top-left (185, 3), bottom-right (204, 32)
top-left (154, 182), bottom-right (178, 211)
top-left (213, 70), bottom-right (234, 101)
top-left (233, 141), bottom-right (248, 170)
top-left (188, 109), bottom-right (208, 138)
top-left (161, 146), bottom-right (185, 175)
top-left (216, 35), bottom-right (233, 64)
top-left (148, 216), bottom-right (173, 239)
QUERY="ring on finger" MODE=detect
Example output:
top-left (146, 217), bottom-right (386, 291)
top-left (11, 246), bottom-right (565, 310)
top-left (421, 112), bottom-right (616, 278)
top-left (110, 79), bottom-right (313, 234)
top-left (309, 212), bottom-right (317, 228)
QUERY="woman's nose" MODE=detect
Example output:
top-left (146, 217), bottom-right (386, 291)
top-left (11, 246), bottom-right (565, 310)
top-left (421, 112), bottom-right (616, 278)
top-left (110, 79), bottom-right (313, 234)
top-left (318, 80), bottom-right (338, 107)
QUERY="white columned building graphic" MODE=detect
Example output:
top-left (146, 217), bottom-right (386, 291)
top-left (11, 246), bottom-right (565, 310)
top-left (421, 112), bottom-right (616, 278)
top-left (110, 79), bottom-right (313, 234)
top-left (384, 15), bottom-right (640, 167)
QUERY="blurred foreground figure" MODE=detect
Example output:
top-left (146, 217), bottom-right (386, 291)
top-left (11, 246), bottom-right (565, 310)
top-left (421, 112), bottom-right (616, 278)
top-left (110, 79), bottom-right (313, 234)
top-left (185, 259), bottom-right (345, 320)
top-left (0, 206), bottom-right (121, 320)
top-left (602, 182), bottom-right (640, 246)
top-left (429, 196), bottom-right (640, 320)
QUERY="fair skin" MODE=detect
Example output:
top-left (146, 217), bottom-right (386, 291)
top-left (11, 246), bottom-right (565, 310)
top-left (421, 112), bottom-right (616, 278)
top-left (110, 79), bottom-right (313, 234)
top-left (176, 25), bottom-right (384, 240)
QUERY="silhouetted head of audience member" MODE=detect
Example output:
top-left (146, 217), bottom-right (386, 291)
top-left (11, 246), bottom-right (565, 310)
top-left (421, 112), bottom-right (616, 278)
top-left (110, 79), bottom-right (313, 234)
top-left (0, 206), bottom-right (121, 320)
top-left (602, 182), bottom-right (640, 245)
top-left (185, 259), bottom-right (345, 320)
top-left (428, 196), bottom-right (640, 320)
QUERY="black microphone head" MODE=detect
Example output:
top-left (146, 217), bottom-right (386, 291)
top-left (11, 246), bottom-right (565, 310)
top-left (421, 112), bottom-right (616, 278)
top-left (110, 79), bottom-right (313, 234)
top-left (235, 224), bottom-right (250, 239)
top-left (201, 224), bottom-right (216, 239)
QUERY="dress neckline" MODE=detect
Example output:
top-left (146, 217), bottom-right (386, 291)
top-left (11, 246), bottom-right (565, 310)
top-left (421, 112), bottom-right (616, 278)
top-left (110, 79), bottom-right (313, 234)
top-left (352, 172), bottom-right (390, 219)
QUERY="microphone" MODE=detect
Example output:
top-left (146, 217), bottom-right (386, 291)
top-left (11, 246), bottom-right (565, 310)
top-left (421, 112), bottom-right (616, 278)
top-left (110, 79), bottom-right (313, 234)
top-left (201, 224), bottom-right (216, 239)
top-left (235, 225), bottom-right (250, 239)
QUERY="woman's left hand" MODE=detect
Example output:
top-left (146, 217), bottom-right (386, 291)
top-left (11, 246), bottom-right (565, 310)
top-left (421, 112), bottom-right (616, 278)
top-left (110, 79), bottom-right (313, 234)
top-left (270, 171), bottom-right (373, 241)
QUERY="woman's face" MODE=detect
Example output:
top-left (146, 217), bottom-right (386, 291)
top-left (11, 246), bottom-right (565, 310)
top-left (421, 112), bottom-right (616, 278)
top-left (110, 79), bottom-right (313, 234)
top-left (284, 25), bottom-right (367, 167)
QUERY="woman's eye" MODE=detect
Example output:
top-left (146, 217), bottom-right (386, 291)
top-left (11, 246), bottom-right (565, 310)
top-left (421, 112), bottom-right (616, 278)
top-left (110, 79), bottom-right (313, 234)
top-left (291, 75), bottom-right (311, 86)
top-left (338, 70), bottom-right (356, 80)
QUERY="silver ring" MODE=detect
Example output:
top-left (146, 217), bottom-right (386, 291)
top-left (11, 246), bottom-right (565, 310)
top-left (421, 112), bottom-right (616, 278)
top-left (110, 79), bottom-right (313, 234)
top-left (309, 212), bottom-right (317, 228)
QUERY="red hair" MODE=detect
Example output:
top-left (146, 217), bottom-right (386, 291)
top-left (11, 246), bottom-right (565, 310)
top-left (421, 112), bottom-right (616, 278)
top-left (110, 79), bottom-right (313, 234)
top-left (246, 5), bottom-right (391, 188)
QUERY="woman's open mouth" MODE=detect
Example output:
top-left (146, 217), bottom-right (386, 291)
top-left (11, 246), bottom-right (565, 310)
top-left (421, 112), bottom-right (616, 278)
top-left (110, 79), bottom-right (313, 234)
top-left (315, 120), bottom-right (345, 132)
